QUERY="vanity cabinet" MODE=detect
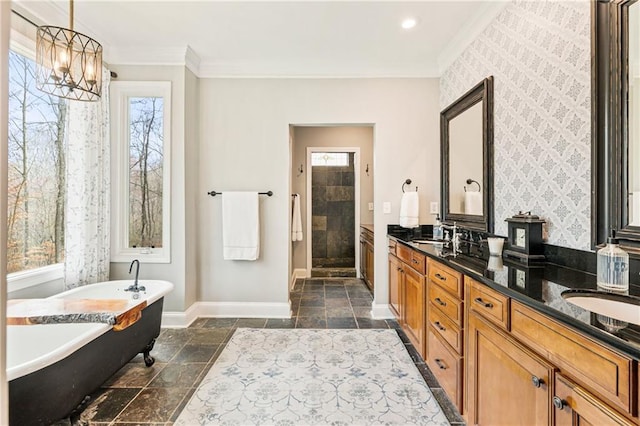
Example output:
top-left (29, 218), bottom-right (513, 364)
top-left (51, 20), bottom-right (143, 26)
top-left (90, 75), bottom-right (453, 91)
top-left (387, 240), bottom-right (426, 358)
top-left (467, 310), bottom-right (554, 425)
top-left (466, 282), bottom-right (638, 426)
top-left (426, 258), bottom-right (465, 412)
top-left (387, 238), bottom-right (638, 426)
top-left (359, 226), bottom-right (374, 291)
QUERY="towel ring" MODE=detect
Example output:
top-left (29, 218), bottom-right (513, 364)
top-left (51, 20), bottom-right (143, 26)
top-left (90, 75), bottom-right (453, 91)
top-left (464, 179), bottom-right (481, 192)
top-left (402, 179), bottom-right (418, 193)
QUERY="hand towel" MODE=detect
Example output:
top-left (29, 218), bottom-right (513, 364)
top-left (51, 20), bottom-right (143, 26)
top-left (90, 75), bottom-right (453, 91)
top-left (399, 191), bottom-right (419, 228)
top-left (464, 191), bottom-right (483, 216)
top-left (291, 194), bottom-right (303, 241)
top-left (222, 192), bottom-right (260, 260)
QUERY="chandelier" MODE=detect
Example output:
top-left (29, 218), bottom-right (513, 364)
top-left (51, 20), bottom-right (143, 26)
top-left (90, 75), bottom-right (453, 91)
top-left (35, 0), bottom-right (103, 101)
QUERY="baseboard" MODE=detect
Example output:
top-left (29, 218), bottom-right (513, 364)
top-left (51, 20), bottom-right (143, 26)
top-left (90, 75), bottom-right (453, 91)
top-left (161, 302), bottom-right (199, 328)
top-left (370, 302), bottom-right (395, 319)
top-left (290, 268), bottom-right (307, 290)
top-left (162, 301), bottom-right (292, 327)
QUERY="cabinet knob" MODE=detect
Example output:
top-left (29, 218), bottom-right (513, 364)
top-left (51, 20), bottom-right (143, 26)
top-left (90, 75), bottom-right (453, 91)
top-left (434, 297), bottom-right (447, 307)
top-left (553, 396), bottom-right (566, 410)
top-left (434, 273), bottom-right (447, 281)
top-left (531, 376), bottom-right (544, 388)
top-left (434, 358), bottom-right (447, 370)
top-left (474, 297), bottom-right (494, 309)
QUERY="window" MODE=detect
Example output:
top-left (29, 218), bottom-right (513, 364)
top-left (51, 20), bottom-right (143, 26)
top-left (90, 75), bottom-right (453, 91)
top-left (311, 152), bottom-right (349, 167)
top-left (111, 81), bottom-right (171, 263)
top-left (7, 49), bottom-right (67, 274)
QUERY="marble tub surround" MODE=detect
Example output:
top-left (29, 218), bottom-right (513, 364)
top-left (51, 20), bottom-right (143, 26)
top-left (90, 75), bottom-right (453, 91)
top-left (6, 298), bottom-right (147, 330)
top-left (389, 234), bottom-right (640, 359)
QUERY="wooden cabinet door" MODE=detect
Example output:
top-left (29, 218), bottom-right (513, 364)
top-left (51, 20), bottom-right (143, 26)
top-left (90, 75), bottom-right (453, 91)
top-left (365, 243), bottom-right (374, 290)
top-left (554, 374), bottom-right (635, 426)
top-left (468, 311), bottom-right (553, 426)
top-left (388, 254), bottom-right (402, 321)
top-left (360, 238), bottom-right (367, 281)
top-left (403, 266), bottom-right (426, 358)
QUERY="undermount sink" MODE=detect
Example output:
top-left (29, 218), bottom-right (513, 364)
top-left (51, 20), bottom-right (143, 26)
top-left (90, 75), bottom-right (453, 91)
top-left (562, 290), bottom-right (640, 326)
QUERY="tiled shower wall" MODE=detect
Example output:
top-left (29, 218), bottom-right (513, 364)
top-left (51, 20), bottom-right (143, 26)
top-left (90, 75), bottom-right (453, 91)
top-left (312, 153), bottom-right (355, 268)
top-left (440, 0), bottom-right (592, 250)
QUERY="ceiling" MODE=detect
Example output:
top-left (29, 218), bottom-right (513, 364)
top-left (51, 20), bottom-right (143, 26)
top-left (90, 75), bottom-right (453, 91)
top-left (13, 0), bottom-right (508, 78)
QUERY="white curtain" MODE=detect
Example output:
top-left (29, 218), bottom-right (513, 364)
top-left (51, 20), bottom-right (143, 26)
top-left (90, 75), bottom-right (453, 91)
top-left (63, 68), bottom-right (111, 289)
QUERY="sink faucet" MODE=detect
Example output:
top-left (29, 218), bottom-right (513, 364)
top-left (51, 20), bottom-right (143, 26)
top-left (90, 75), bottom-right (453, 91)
top-left (441, 222), bottom-right (460, 252)
top-left (126, 259), bottom-right (145, 293)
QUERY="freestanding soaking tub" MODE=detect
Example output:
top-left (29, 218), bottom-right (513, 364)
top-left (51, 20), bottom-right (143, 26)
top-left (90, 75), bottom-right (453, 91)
top-left (7, 280), bottom-right (174, 426)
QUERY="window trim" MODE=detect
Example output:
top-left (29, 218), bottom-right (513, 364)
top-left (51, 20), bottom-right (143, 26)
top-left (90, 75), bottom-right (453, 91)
top-left (110, 81), bottom-right (172, 263)
top-left (7, 263), bottom-right (64, 293)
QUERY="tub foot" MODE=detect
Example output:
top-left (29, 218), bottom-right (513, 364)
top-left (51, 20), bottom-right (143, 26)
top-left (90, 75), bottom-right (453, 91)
top-left (142, 338), bottom-right (156, 367)
top-left (67, 395), bottom-right (91, 424)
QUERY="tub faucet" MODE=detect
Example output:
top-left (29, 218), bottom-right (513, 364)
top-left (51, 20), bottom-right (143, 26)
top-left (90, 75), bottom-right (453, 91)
top-left (126, 259), bottom-right (145, 293)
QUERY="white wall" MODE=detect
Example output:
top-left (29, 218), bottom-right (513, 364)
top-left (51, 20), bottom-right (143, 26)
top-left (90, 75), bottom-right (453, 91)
top-left (0, 2), bottom-right (9, 422)
top-left (291, 126), bottom-right (374, 272)
top-left (108, 64), bottom-right (192, 312)
top-left (198, 78), bottom-right (440, 315)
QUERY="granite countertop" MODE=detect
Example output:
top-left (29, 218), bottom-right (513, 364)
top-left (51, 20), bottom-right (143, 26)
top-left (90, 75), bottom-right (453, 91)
top-left (7, 298), bottom-right (147, 331)
top-left (388, 231), bottom-right (640, 360)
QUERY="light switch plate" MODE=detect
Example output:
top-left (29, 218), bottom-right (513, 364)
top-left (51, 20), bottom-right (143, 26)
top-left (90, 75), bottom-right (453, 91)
top-left (383, 202), bottom-right (391, 214)
top-left (368, 202), bottom-right (374, 211)
top-left (430, 201), bottom-right (439, 214)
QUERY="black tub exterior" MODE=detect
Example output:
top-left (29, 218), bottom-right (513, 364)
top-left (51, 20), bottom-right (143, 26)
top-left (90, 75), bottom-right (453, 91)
top-left (9, 298), bottom-right (164, 426)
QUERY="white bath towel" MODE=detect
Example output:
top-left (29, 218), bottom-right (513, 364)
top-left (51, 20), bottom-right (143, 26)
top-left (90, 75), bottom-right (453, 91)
top-left (399, 191), bottom-right (420, 228)
top-left (291, 194), bottom-right (303, 241)
top-left (464, 191), bottom-right (483, 216)
top-left (222, 192), bottom-right (260, 261)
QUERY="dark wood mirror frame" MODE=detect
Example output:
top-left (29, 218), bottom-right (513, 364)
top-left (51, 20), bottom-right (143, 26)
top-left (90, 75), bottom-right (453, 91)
top-left (441, 76), bottom-right (494, 233)
top-left (592, 0), bottom-right (640, 254)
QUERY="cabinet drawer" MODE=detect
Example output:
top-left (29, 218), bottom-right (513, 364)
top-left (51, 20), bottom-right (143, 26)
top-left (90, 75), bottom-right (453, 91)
top-left (468, 278), bottom-right (509, 330)
top-left (428, 306), bottom-right (462, 354)
top-left (409, 251), bottom-right (426, 274)
top-left (397, 244), bottom-right (413, 265)
top-left (428, 259), bottom-right (463, 298)
top-left (428, 282), bottom-right (463, 325)
top-left (388, 239), bottom-right (397, 255)
top-left (361, 227), bottom-right (374, 244)
top-left (511, 301), bottom-right (634, 415)
top-left (554, 374), bottom-right (635, 426)
top-left (397, 244), bottom-right (425, 274)
top-left (427, 329), bottom-right (463, 412)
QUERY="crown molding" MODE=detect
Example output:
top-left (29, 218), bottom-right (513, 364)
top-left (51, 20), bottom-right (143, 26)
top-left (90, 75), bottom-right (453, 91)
top-left (184, 46), bottom-right (201, 76)
top-left (196, 61), bottom-right (440, 79)
top-left (437, 0), bottom-right (510, 75)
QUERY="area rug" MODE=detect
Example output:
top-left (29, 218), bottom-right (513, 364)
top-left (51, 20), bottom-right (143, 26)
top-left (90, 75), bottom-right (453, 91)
top-left (174, 328), bottom-right (450, 425)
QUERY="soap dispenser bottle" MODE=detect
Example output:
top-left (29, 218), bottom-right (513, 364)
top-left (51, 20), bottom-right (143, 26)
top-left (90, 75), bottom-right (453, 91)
top-left (433, 214), bottom-right (443, 240)
top-left (597, 230), bottom-right (629, 292)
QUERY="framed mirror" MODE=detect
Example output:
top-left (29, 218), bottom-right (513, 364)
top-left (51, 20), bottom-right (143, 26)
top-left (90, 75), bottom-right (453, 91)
top-left (593, 0), bottom-right (640, 254)
top-left (441, 76), bottom-right (494, 232)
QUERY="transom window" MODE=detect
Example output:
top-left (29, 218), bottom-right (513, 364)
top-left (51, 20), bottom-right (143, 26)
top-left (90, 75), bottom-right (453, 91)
top-left (311, 152), bottom-right (349, 167)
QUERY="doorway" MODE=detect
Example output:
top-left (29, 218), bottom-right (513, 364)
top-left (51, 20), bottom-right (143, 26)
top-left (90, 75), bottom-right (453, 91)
top-left (309, 151), bottom-right (357, 277)
top-left (289, 126), bottom-right (373, 283)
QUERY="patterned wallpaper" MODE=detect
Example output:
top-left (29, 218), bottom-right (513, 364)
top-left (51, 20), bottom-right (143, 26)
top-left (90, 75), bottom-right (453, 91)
top-left (440, 0), bottom-right (592, 250)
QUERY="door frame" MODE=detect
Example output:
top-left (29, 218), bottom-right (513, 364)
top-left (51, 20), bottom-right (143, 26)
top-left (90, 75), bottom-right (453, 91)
top-left (306, 147), bottom-right (361, 276)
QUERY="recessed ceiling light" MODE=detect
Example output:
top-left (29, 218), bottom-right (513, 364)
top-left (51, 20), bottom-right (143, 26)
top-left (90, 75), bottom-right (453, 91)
top-left (401, 18), bottom-right (417, 30)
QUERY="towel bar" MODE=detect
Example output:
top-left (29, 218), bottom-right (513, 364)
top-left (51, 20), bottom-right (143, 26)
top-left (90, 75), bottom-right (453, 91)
top-left (207, 191), bottom-right (273, 197)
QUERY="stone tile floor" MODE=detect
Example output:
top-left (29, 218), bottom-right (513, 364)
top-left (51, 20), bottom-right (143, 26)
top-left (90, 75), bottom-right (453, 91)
top-left (66, 278), bottom-right (464, 425)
